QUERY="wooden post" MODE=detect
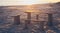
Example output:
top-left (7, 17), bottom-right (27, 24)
top-left (25, 12), bottom-right (31, 24)
top-left (36, 15), bottom-right (39, 20)
top-left (13, 15), bottom-right (20, 25)
top-left (24, 12), bottom-right (31, 30)
top-left (48, 14), bottom-right (53, 27)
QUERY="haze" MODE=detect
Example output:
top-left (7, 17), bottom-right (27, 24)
top-left (0, 0), bottom-right (60, 6)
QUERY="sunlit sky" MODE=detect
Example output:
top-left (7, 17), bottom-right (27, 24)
top-left (0, 0), bottom-right (60, 6)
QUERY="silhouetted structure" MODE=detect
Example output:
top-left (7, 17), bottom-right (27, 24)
top-left (23, 20), bottom-right (29, 30)
top-left (25, 12), bottom-right (31, 24)
top-left (36, 15), bottom-right (39, 20)
top-left (47, 14), bottom-right (53, 27)
top-left (24, 12), bottom-right (31, 30)
top-left (13, 15), bottom-right (20, 25)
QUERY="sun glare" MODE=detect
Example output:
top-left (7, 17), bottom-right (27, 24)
top-left (25, 10), bottom-right (34, 12)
